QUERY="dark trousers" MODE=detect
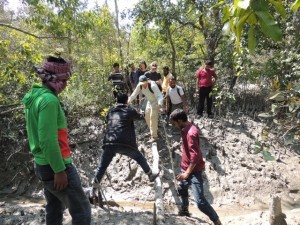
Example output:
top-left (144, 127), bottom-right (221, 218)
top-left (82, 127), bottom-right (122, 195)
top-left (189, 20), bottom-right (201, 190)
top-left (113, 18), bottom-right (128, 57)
top-left (197, 86), bottom-right (213, 116)
top-left (94, 145), bottom-right (151, 182)
top-left (35, 163), bottom-right (91, 225)
top-left (178, 171), bottom-right (219, 222)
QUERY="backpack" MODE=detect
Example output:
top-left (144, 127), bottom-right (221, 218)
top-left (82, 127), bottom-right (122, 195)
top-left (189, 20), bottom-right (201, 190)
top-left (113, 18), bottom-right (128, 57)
top-left (168, 85), bottom-right (184, 97)
top-left (175, 85), bottom-right (184, 97)
top-left (140, 81), bottom-right (162, 93)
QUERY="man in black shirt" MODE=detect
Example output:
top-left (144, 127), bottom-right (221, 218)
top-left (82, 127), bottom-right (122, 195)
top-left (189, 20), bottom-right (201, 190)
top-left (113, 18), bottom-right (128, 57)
top-left (108, 62), bottom-right (125, 98)
top-left (145, 62), bottom-right (162, 89)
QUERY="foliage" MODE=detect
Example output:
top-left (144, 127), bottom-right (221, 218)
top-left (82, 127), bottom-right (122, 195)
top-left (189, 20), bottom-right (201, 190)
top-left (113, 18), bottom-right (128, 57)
top-left (0, 0), bottom-right (299, 154)
top-left (253, 141), bottom-right (275, 161)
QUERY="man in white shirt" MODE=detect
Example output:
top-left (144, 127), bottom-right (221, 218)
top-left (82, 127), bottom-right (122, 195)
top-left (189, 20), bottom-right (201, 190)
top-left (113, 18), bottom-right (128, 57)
top-left (128, 75), bottom-right (164, 142)
top-left (166, 77), bottom-right (187, 116)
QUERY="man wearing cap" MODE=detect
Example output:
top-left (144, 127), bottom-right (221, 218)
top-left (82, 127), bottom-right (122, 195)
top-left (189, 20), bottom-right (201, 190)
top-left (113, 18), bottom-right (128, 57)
top-left (145, 61), bottom-right (162, 89)
top-left (128, 75), bottom-right (163, 142)
top-left (22, 56), bottom-right (91, 225)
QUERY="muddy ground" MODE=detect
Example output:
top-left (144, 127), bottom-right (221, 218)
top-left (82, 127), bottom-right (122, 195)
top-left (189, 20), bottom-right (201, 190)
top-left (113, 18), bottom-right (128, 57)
top-left (0, 112), bottom-right (300, 225)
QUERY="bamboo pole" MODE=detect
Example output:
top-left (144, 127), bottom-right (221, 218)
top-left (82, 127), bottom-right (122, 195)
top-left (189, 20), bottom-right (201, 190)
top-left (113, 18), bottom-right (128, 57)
top-left (151, 142), bottom-right (165, 224)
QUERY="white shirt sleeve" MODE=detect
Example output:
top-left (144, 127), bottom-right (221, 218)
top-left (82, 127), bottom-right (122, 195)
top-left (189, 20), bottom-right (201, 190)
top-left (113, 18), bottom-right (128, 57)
top-left (128, 83), bottom-right (141, 103)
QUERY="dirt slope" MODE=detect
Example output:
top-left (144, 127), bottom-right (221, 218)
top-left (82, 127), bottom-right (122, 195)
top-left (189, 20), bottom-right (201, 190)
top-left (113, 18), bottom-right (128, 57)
top-left (0, 115), bottom-right (300, 225)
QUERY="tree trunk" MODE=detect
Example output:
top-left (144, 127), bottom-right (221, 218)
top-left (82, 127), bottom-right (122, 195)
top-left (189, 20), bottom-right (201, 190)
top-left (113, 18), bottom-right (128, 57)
top-left (114, 0), bottom-right (124, 65)
top-left (166, 24), bottom-right (176, 75)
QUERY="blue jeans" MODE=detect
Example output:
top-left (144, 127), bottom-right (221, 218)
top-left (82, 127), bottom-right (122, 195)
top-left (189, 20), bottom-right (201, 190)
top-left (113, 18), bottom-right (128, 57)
top-left (178, 170), bottom-right (219, 222)
top-left (35, 163), bottom-right (91, 225)
top-left (94, 145), bottom-right (151, 182)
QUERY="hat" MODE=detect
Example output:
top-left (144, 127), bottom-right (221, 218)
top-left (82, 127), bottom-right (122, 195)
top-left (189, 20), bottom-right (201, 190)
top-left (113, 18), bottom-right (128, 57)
top-left (42, 56), bottom-right (71, 75)
top-left (139, 75), bottom-right (148, 82)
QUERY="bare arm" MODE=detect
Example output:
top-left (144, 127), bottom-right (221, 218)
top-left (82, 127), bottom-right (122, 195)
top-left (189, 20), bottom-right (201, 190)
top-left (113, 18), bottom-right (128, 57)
top-left (176, 163), bottom-right (196, 181)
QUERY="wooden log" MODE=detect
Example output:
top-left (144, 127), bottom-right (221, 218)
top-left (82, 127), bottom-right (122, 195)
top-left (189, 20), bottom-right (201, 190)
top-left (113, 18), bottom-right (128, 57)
top-left (151, 142), bottom-right (165, 225)
top-left (269, 196), bottom-right (287, 225)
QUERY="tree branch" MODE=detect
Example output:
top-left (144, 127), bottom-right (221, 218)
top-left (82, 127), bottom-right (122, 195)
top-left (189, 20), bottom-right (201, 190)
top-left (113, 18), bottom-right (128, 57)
top-left (0, 106), bottom-right (23, 115)
top-left (0, 23), bottom-right (68, 39)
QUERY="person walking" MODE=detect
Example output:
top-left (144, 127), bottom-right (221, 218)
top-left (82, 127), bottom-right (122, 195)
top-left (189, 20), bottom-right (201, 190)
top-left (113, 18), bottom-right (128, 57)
top-left (145, 61), bottom-right (162, 89)
top-left (135, 60), bottom-right (148, 106)
top-left (169, 109), bottom-right (222, 225)
top-left (128, 75), bottom-right (163, 142)
top-left (162, 65), bottom-right (172, 96)
top-left (108, 62), bottom-right (125, 98)
top-left (165, 76), bottom-right (187, 116)
top-left (22, 56), bottom-right (91, 225)
top-left (129, 62), bottom-right (138, 90)
top-left (195, 60), bottom-right (218, 118)
top-left (92, 93), bottom-right (159, 186)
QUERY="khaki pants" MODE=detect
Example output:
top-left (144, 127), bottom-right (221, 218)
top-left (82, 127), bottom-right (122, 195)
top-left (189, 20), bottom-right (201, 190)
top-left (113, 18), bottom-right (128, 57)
top-left (145, 102), bottom-right (159, 139)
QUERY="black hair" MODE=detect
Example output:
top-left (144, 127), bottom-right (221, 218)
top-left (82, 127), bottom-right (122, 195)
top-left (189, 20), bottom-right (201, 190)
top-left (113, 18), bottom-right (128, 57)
top-left (116, 92), bottom-right (128, 104)
top-left (47, 56), bottom-right (67, 64)
top-left (139, 60), bottom-right (147, 68)
top-left (204, 60), bottom-right (213, 66)
top-left (170, 76), bottom-right (176, 81)
top-left (113, 62), bottom-right (120, 68)
top-left (163, 65), bottom-right (169, 70)
top-left (169, 109), bottom-right (187, 122)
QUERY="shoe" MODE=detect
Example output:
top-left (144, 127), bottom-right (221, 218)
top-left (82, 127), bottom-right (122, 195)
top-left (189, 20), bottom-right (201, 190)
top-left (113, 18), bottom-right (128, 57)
top-left (147, 169), bottom-right (160, 182)
top-left (178, 206), bottom-right (191, 217)
top-left (213, 219), bottom-right (223, 225)
top-left (147, 137), bottom-right (157, 143)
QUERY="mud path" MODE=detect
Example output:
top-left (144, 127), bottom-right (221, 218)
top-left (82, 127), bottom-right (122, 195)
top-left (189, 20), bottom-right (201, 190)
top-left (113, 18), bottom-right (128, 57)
top-left (1, 115), bottom-right (300, 225)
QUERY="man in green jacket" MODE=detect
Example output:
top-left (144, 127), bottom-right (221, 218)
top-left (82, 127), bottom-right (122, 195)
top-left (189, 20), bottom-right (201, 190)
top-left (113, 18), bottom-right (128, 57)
top-left (22, 56), bottom-right (91, 225)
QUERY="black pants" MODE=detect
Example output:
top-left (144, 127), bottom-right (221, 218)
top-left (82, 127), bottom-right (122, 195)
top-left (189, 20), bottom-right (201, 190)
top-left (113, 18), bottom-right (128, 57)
top-left (197, 86), bottom-right (213, 116)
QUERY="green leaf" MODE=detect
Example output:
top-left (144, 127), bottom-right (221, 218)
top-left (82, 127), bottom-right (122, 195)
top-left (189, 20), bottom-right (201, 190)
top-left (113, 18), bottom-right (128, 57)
top-left (269, 92), bottom-right (285, 101)
top-left (253, 141), bottom-right (262, 154)
top-left (294, 84), bottom-right (300, 93)
top-left (291, 0), bottom-right (300, 12)
top-left (269, 0), bottom-right (286, 17)
top-left (255, 11), bottom-right (282, 41)
top-left (284, 134), bottom-right (294, 145)
top-left (247, 13), bottom-right (257, 26)
top-left (258, 112), bottom-right (274, 118)
top-left (222, 5), bottom-right (231, 23)
top-left (255, 11), bottom-right (283, 41)
top-left (235, 10), bottom-right (251, 51)
top-left (262, 150), bottom-right (275, 161)
top-left (248, 25), bottom-right (256, 53)
top-left (212, 0), bottom-right (225, 8)
top-left (238, 0), bottom-right (250, 9)
top-left (251, 0), bottom-right (269, 11)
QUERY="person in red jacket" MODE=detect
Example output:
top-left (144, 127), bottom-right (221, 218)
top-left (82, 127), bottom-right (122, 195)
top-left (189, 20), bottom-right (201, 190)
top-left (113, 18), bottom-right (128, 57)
top-left (195, 60), bottom-right (218, 118)
top-left (169, 109), bottom-right (222, 225)
top-left (22, 56), bottom-right (91, 225)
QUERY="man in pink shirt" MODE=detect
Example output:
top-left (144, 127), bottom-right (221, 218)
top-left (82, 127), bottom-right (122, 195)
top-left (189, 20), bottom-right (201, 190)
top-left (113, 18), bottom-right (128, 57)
top-left (170, 109), bottom-right (222, 225)
top-left (195, 60), bottom-right (218, 118)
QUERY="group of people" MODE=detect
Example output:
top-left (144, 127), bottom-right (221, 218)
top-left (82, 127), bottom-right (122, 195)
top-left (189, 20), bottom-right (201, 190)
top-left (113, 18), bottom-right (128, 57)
top-left (22, 56), bottom-right (222, 225)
